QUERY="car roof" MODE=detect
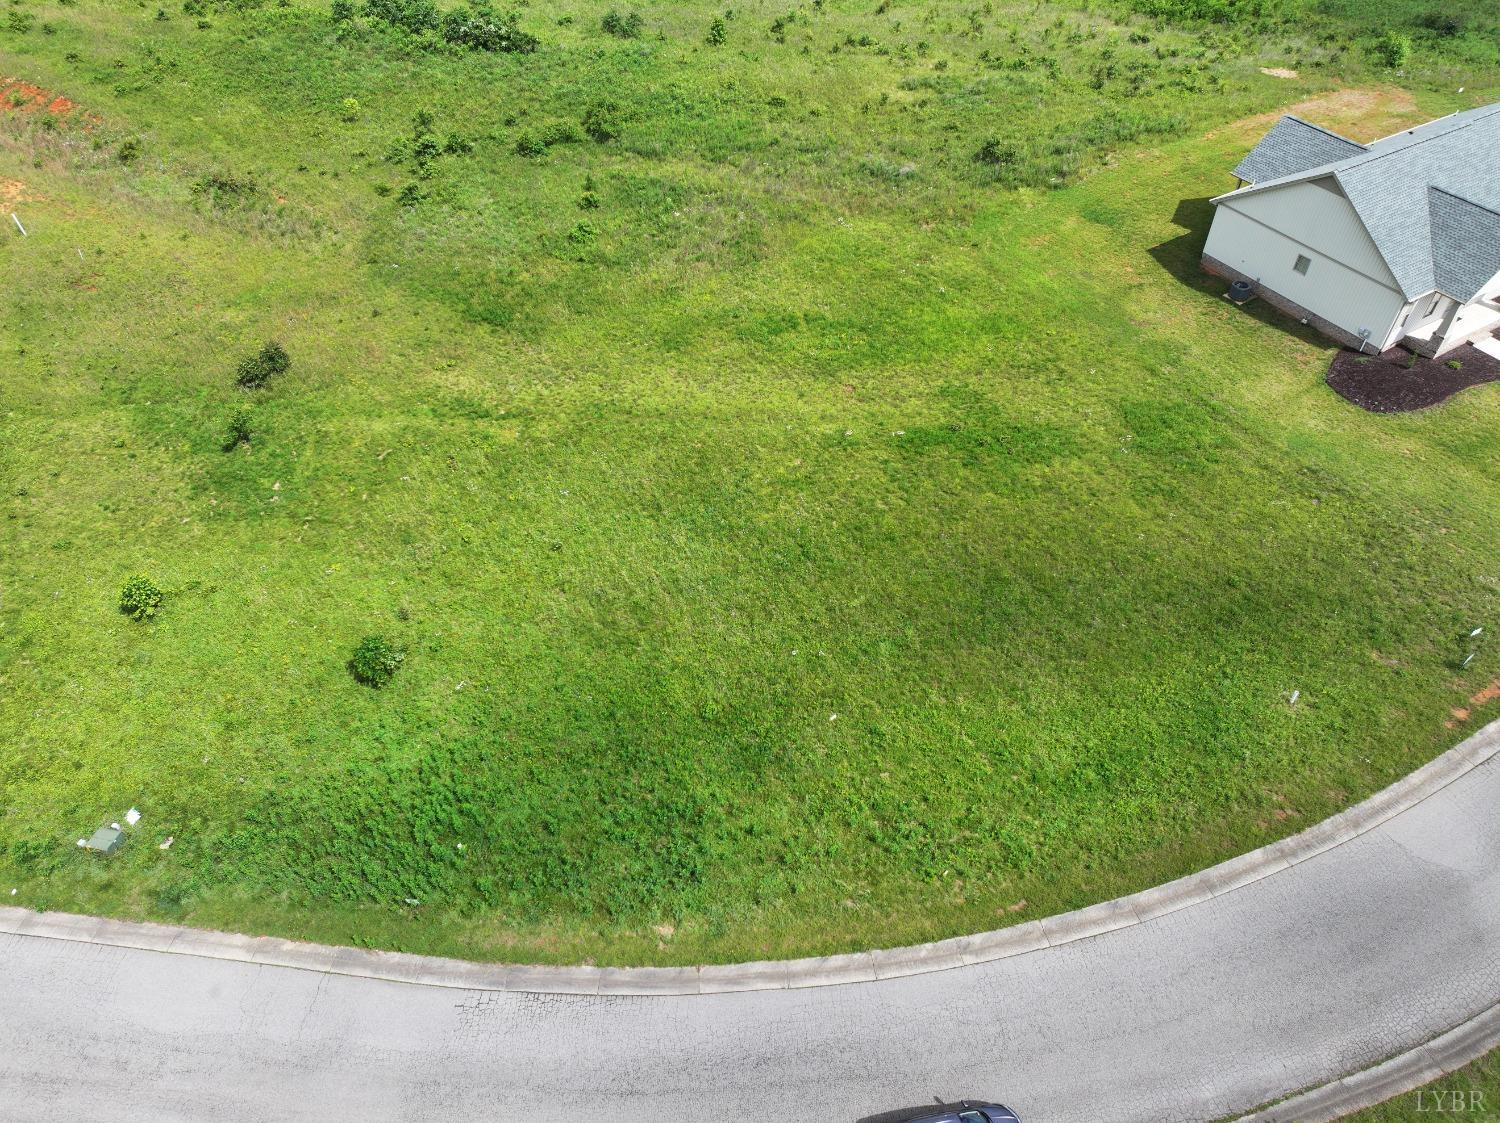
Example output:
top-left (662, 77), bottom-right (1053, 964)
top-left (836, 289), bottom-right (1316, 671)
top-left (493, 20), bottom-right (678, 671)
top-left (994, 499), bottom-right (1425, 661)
top-left (905, 1105), bottom-right (1018, 1123)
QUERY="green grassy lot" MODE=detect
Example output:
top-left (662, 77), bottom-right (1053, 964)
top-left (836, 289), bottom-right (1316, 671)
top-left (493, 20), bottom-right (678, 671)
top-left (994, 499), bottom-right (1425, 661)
top-left (1344, 1048), bottom-right (1500, 1121)
top-left (1, 0), bottom-right (1498, 965)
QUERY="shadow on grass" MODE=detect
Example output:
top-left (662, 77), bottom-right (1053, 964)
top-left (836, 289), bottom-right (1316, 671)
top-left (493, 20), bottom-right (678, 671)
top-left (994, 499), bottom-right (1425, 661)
top-left (1147, 195), bottom-right (1330, 350)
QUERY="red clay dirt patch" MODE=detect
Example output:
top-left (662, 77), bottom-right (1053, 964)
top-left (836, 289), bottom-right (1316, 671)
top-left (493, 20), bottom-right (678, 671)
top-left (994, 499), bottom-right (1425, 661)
top-left (1, 77), bottom-right (77, 116)
top-left (1327, 339), bottom-right (1500, 412)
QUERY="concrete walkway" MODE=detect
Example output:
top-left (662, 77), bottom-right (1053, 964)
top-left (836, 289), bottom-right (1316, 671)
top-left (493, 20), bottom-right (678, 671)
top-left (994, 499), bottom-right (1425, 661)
top-left (2, 721), bottom-right (1497, 1122)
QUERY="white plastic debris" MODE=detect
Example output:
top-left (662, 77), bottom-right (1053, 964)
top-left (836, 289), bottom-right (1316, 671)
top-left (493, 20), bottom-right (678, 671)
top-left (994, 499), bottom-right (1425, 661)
top-left (110, 822), bottom-right (121, 831)
top-left (1471, 627), bottom-right (1484, 638)
top-left (1289, 690), bottom-right (1300, 706)
top-left (829, 713), bottom-right (839, 721)
top-left (76, 839), bottom-right (87, 847)
top-left (158, 837), bottom-right (174, 850)
top-left (10, 888), bottom-right (16, 895)
top-left (125, 807), bottom-right (141, 826)
top-left (403, 897), bottom-right (421, 906)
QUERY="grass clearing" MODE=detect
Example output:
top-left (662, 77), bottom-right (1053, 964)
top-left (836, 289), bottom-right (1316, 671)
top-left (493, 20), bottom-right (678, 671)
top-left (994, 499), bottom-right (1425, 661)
top-left (1, 0), bottom-right (1498, 965)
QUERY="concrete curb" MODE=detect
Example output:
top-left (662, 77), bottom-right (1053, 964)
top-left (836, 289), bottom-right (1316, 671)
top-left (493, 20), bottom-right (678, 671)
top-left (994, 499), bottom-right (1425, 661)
top-left (1, 719), bottom-right (1495, 998)
top-left (1237, 1003), bottom-right (1500, 1122)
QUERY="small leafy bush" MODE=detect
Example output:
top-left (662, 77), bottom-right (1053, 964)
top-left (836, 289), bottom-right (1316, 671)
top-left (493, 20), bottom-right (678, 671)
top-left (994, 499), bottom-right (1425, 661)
top-left (223, 406), bottom-right (252, 449)
top-left (117, 138), bottom-right (142, 164)
top-left (119, 576), bottom-right (164, 621)
top-left (601, 8), bottom-right (643, 37)
top-left (349, 635), bottom-right (405, 687)
top-left (236, 341), bottom-right (291, 388)
top-left (975, 137), bottom-right (1021, 166)
top-left (581, 99), bottom-right (625, 142)
top-left (514, 122), bottom-right (581, 156)
top-left (1372, 29), bottom-right (1411, 68)
top-left (705, 16), bottom-right (726, 44)
top-left (330, 0), bottom-right (354, 20)
top-left (578, 175), bottom-right (600, 209)
top-left (1447, 359), bottom-right (1463, 371)
top-left (192, 171), bottom-right (259, 205)
top-left (514, 131), bottom-right (548, 157)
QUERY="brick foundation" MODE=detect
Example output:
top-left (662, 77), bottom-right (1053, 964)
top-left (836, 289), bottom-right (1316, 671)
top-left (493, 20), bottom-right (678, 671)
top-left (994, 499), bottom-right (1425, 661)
top-left (1202, 254), bottom-right (1372, 352)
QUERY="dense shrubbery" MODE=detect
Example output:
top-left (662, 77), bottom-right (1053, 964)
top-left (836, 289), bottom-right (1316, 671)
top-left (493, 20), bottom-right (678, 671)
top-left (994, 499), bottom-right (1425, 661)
top-left (348, 635), bottom-right (405, 687)
top-left (514, 121), bottom-right (583, 157)
top-left (1131, 0), bottom-right (1279, 24)
top-left (236, 341), bottom-right (290, 388)
top-left (581, 99), bottom-right (626, 142)
top-left (356, 0), bottom-right (536, 52)
top-left (119, 576), bottom-right (164, 620)
top-left (600, 8), bottom-right (643, 38)
top-left (223, 406), bottom-right (252, 450)
top-left (1372, 29), bottom-right (1412, 68)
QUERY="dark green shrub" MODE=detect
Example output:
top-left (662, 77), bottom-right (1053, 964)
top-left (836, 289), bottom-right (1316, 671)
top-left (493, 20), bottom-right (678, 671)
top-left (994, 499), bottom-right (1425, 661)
top-left (1130, 0), bottom-right (1279, 22)
top-left (1416, 9), bottom-right (1465, 35)
top-left (349, 635), bottom-right (405, 687)
top-left (515, 122), bottom-right (581, 157)
top-left (439, 3), bottom-right (537, 51)
top-left (223, 406), bottom-right (252, 450)
top-left (236, 341), bottom-right (290, 388)
top-left (706, 16), bottom-right (726, 44)
top-left (117, 138), bottom-right (142, 164)
top-left (1447, 359), bottom-right (1463, 371)
top-left (192, 171), bottom-right (259, 205)
top-left (567, 219), bottom-right (597, 245)
top-left (514, 131), bottom-right (548, 157)
top-left (119, 575), bottom-right (164, 620)
top-left (396, 181), bottom-right (425, 205)
top-left (581, 99), bottom-right (625, 142)
top-left (330, 0), bottom-right (354, 20)
top-left (601, 8), bottom-right (642, 37)
top-left (442, 133), bottom-right (473, 155)
top-left (363, 0), bottom-right (437, 33)
top-left (974, 137), bottom-right (1021, 166)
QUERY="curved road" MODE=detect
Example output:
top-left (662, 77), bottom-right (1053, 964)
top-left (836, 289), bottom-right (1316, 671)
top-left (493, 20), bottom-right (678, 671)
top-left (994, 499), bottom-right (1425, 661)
top-left (2, 721), bottom-right (1498, 1123)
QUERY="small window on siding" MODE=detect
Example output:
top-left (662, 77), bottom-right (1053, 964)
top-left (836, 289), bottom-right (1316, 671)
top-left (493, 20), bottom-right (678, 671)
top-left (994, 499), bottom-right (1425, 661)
top-left (1293, 254), bottom-right (1312, 275)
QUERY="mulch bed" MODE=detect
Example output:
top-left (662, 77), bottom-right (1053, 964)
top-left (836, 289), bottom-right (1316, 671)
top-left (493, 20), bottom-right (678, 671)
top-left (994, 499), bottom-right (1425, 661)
top-left (1327, 337), bottom-right (1500, 413)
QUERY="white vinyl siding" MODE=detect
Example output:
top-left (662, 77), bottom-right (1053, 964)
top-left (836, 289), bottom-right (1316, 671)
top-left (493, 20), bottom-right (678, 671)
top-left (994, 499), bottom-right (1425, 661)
top-left (1223, 181), bottom-right (1399, 286)
top-left (1205, 203), bottom-right (1407, 348)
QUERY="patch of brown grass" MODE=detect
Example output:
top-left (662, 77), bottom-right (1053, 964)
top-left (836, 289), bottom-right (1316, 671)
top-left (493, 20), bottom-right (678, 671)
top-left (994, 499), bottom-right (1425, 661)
top-left (1214, 87), bottom-right (1426, 147)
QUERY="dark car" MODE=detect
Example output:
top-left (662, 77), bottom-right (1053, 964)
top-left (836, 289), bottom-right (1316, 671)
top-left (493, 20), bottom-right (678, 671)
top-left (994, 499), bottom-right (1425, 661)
top-left (903, 1103), bottom-right (1020, 1123)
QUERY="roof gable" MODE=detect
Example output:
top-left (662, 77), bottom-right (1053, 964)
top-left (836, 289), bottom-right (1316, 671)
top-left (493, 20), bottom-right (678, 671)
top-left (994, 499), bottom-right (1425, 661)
top-left (1215, 103), bottom-right (1500, 300)
top-left (1232, 116), bottom-right (1366, 184)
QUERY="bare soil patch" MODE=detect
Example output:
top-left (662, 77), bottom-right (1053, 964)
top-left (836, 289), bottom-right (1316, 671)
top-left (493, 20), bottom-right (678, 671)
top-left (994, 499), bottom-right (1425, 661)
top-left (1, 77), bottom-right (75, 115)
top-left (1259, 67), bottom-right (1299, 79)
top-left (1214, 88), bottom-right (1425, 147)
top-left (1327, 341), bottom-right (1500, 413)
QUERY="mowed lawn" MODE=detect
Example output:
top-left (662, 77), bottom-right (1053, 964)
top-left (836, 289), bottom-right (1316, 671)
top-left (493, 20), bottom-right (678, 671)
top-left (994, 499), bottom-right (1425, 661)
top-left (1, 0), bottom-right (1498, 964)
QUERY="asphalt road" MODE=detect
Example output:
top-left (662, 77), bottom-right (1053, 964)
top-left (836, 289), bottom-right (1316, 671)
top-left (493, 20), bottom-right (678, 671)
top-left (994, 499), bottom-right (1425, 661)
top-left (2, 733), bottom-right (1497, 1123)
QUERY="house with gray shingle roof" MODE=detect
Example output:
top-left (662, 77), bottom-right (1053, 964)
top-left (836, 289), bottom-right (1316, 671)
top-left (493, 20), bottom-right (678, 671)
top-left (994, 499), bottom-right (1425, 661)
top-left (1203, 103), bottom-right (1500, 358)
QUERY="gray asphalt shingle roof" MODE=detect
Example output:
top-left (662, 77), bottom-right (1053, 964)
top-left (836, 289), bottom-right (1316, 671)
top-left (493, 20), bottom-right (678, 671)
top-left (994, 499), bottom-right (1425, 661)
top-left (1232, 116), bottom-right (1367, 184)
top-left (1215, 103), bottom-right (1500, 302)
